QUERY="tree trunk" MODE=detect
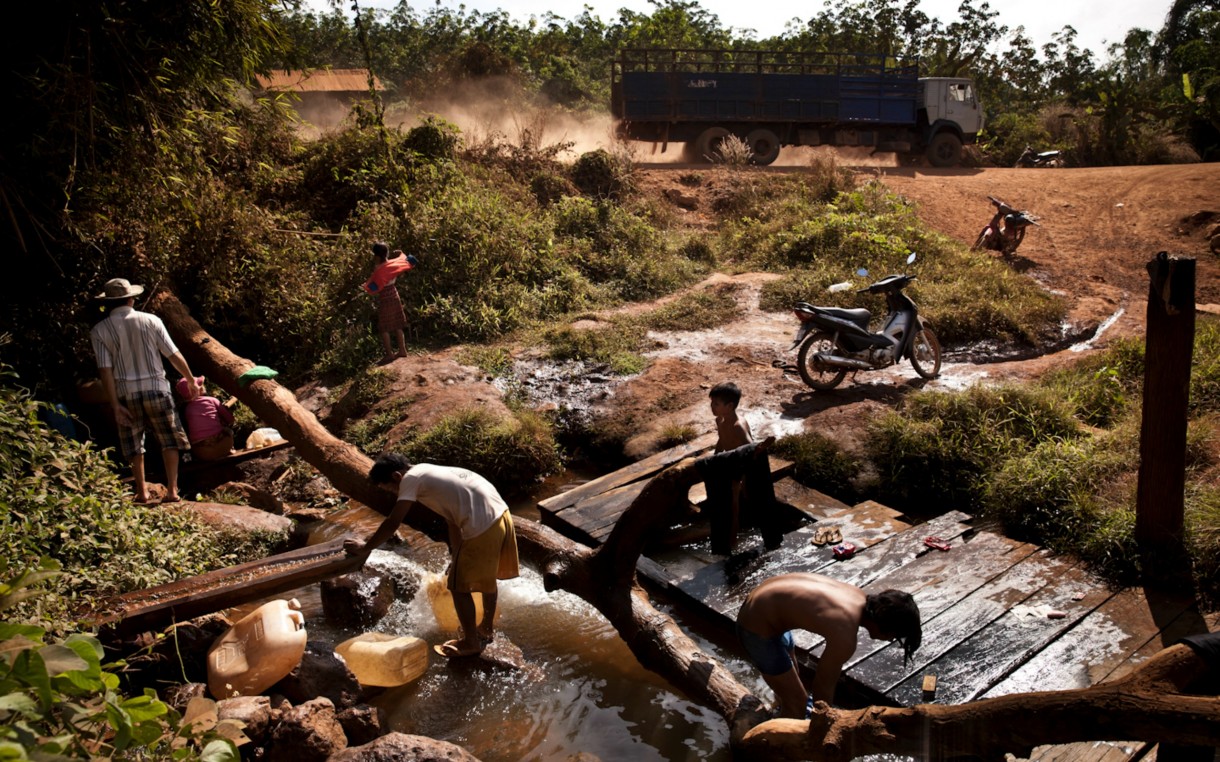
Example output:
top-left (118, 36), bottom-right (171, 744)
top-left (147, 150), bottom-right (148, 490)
top-left (152, 291), bottom-right (1220, 759)
top-left (740, 644), bottom-right (1220, 761)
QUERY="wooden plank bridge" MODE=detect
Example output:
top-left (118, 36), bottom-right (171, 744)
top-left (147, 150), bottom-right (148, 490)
top-left (539, 435), bottom-right (1218, 762)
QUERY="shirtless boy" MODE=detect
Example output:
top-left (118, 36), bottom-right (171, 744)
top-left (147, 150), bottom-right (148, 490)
top-left (736, 572), bottom-right (921, 717)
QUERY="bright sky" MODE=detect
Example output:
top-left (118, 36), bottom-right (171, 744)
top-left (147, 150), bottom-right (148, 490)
top-left (320, 0), bottom-right (1171, 57)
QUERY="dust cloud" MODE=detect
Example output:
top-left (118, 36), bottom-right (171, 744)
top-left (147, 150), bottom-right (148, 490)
top-left (285, 79), bottom-right (904, 168)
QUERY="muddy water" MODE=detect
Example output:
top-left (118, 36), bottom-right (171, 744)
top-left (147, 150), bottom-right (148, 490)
top-left (279, 500), bottom-right (769, 762)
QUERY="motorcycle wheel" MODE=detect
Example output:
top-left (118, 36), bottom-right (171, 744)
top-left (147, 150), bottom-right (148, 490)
top-left (909, 327), bottom-right (942, 379)
top-left (970, 227), bottom-right (990, 251)
top-left (797, 332), bottom-right (849, 391)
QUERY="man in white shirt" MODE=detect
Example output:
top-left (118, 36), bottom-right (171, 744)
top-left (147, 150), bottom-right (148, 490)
top-left (90, 278), bottom-right (200, 504)
top-left (346, 453), bottom-right (520, 657)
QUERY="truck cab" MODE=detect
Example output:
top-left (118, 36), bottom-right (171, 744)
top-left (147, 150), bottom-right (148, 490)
top-left (917, 78), bottom-right (984, 166)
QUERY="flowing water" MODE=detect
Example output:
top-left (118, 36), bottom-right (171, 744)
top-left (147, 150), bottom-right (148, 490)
top-left (262, 497), bottom-right (771, 762)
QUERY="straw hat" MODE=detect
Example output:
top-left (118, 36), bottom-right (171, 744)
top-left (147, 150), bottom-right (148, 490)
top-left (97, 278), bottom-right (144, 300)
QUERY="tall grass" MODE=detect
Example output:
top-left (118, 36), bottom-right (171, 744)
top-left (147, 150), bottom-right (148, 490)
top-left (751, 181), bottom-right (1066, 346)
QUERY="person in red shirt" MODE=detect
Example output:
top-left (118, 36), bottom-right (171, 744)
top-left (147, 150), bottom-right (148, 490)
top-left (363, 242), bottom-right (417, 364)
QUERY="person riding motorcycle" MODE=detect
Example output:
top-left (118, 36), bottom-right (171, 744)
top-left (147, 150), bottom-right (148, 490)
top-left (972, 196), bottom-right (1036, 256)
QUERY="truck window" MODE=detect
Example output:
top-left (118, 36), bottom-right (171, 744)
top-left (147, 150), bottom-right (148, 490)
top-left (950, 83), bottom-right (973, 103)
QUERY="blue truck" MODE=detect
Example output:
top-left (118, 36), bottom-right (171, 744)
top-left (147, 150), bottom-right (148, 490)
top-left (611, 49), bottom-right (983, 167)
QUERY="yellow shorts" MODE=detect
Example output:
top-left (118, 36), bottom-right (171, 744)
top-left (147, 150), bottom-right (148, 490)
top-left (450, 512), bottom-right (519, 594)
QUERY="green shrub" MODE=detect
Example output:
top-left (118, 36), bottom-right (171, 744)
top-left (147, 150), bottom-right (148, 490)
top-left (0, 619), bottom-right (241, 761)
top-left (543, 324), bottom-right (648, 375)
top-left (638, 287), bottom-right (742, 333)
top-left (551, 197), bottom-right (704, 302)
top-left (983, 435), bottom-right (1127, 543)
top-left (773, 432), bottom-right (862, 501)
top-left (403, 115), bottom-right (461, 161)
top-left (0, 373), bottom-right (235, 634)
top-left (569, 148), bottom-right (631, 199)
top-left (397, 407), bottom-right (561, 496)
top-left (864, 385), bottom-right (1082, 514)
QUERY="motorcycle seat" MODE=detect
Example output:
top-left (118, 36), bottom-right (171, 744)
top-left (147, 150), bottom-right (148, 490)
top-left (801, 304), bottom-right (871, 329)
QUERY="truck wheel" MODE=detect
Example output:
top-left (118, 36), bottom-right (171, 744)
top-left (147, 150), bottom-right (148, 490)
top-left (695, 127), bottom-right (731, 163)
top-left (745, 129), bottom-right (781, 165)
top-left (926, 133), bottom-right (962, 167)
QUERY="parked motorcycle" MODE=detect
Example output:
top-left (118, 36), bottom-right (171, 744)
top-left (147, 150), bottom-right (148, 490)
top-left (1014, 145), bottom-right (1063, 168)
top-left (971, 195), bottom-right (1040, 256)
top-left (773, 254), bottom-right (942, 391)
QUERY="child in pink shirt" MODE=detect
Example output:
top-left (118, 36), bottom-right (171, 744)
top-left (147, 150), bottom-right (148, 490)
top-left (175, 376), bottom-right (234, 461)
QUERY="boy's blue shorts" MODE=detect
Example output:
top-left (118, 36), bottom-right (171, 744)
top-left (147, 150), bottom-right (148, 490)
top-left (736, 624), bottom-right (795, 676)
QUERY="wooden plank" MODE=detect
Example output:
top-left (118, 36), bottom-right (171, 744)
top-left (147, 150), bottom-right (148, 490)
top-left (981, 587), bottom-right (1196, 698)
top-left (537, 432), bottom-right (717, 515)
top-left (1099, 599), bottom-right (1215, 683)
top-left (686, 456), bottom-right (794, 505)
top-left (772, 477), bottom-right (854, 520)
top-left (843, 541), bottom-right (1052, 697)
top-left (647, 503), bottom-right (940, 628)
top-left (886, 560), bottom-right (1117, 705)
top-left (1033, 741), bottom-right (1150, 762)
top-left (556, 454), bottom-right (796, 544)
top-left (85, 538), bottom-right (363, 635)
top-left (560, 481), bottom-right (650, 543)
top-left (804, 527), bottom-right (1036, 663)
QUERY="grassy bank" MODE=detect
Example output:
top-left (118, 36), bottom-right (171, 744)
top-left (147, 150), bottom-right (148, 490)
top-left (779, 316), bottom-right (1220, 604)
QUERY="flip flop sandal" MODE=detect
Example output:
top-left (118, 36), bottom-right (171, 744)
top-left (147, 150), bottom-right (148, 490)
top-left (810, 528), bottom-right (831, 546)
top-left (825, 527), bottom-right (843, 544)
top-left (434, 641), bottom-right (482, 659)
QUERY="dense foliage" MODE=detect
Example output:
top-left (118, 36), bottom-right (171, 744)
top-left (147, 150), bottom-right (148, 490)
top-left (0, 367), bottom-right (282, 635)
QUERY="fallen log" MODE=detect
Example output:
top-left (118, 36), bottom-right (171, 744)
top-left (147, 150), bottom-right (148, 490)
top-left (740, 641), bottom-right (1220, 761)
top-left (150, 291), bottom-right (1220, 759)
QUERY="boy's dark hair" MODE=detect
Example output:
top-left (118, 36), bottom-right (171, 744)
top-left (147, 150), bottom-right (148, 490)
top-left (865, 590), bottom-right (922, 664)
top-left (372, 241), bottom-right (390, 260)
top-left (369, 452), bottom-right (412, 484)
top-left (709, 381), bottom-right (742, 407)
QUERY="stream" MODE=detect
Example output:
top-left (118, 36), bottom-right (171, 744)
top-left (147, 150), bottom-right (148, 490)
top-left (239, 493), bottom-right (771, 761)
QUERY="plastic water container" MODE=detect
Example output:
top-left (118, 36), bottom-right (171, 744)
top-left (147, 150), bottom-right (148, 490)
top-left (207, 599), bottom-right (307, 699)
top-left (424, 574), bottom-right (497, 633)
top-left (245, 427), bottom-right (284, 450)
top-left (335, 632), bottom-right (429, 687)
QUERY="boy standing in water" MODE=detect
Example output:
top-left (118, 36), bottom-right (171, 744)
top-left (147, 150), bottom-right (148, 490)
top-left (707, 382), bottom-right (754, 554)
top-left (346, 453), bottom-right (519, 658)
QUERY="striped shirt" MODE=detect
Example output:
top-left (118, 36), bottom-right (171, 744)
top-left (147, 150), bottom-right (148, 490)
top-left (90, 306), bottom-right (180, 397)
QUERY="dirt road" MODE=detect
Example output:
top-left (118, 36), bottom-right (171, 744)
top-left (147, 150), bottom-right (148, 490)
top-left (875, 164), bottom-right (1220, 334)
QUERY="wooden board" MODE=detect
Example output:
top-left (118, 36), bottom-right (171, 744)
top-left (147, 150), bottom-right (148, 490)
top-left (538, 432), bottom-right (717, 516)
top-left (1099, 597), bottom-right (1214, 683)
top-left (772, 477), bottom-right (854, 520)
top-left (886, 560), bottom-right (1117, 705)
top-left (829, 535), bottom-right (1045, 698)
top-left (647, 501), bottom-right (931, 626)
top-left (548, 453), bottom-right (795, 545)
top-left (84, 538), bottom-right (364, 635)
top-left (980, 587), bottom-right (1197, 698)
top-left (803, 527), bottom-right (1037, 666)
